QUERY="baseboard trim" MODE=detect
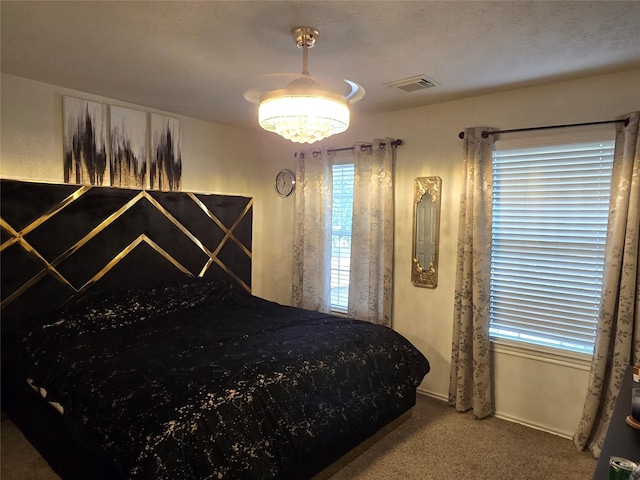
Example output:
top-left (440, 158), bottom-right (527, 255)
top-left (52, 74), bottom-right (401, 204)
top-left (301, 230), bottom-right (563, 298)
top-left (416, 387), bottom-right (448, 403)
top-left (416, 387), bottom-right (574, 440)
top-left (493, 411), bottom-right (573, 440)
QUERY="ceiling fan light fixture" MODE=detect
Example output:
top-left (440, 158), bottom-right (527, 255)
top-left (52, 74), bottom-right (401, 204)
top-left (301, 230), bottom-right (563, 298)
top-left (258, 89), bottom-right (349, 144)
top-left (253, 26), bottom-right (361, 145)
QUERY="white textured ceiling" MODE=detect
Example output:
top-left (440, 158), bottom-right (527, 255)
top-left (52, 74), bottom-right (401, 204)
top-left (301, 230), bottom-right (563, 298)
top-left (2, 1), bottom-right (640, 132)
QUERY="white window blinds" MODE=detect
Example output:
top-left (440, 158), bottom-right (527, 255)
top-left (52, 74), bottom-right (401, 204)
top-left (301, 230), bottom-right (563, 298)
top-left (490, 134), bottom-right (615, 355)
top-left (330, 163), bottom-right (354, 311)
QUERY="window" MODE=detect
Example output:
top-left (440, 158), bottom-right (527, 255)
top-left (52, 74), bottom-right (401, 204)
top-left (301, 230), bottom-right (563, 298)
top-left (330, 162), bottom-right (354, 311)
top-left (489, 131), bottom-right (615, 355)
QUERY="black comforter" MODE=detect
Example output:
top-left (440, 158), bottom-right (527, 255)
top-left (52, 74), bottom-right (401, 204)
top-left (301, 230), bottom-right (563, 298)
top-left (14, 280), bottom-right (430, 479)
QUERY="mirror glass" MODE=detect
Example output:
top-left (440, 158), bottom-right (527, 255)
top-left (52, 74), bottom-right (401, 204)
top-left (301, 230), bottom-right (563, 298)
top-left (412, 176), bottom-right (441, 288)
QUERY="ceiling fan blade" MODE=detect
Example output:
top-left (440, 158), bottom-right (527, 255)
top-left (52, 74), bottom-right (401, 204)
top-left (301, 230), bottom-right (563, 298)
top-left (344, 80), bottom-right (365, 104)
top-left (244, 74), bottom-right (366, 104)
top-left (242, 88), bottom-right (263, 104)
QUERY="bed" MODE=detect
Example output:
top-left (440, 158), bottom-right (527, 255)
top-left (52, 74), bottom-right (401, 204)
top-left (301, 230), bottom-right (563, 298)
top-left (1, 179), bottom-right (430, 480)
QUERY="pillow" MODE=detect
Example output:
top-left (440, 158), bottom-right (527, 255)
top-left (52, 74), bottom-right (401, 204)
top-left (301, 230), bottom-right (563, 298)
top-left (33, 278), bottom-right (238, 334)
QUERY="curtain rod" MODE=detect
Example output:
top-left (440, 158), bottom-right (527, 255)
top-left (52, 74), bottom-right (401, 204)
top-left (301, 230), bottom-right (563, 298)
top-left (296, 139), bottom-right (403, 158)
top-left (458, 118), bottom-right (629, 139)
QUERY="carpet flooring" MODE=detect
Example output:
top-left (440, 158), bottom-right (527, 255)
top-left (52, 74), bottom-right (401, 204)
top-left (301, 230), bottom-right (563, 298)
top-left (1, 394), bottom-right (596, 479)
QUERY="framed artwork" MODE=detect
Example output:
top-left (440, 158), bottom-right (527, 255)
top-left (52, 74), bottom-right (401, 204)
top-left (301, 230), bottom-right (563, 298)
top-left (110, 106), bottom-right (147, 188)
top-left (150, 113), bottom-right (182, 191)
top-left (63, 96), bottom-right (107, 185)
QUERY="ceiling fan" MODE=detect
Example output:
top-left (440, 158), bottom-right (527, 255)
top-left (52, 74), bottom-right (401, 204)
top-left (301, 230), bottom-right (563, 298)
top-left (243, 26), bottom-right (365, 144)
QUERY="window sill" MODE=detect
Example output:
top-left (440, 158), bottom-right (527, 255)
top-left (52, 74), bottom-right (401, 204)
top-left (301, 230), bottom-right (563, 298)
top-left (490, 338), bottom-right (592, 371)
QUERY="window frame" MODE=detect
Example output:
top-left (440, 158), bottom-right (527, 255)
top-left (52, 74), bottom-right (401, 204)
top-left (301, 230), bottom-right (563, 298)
top-left (489, 126), bottom-right (616, 359)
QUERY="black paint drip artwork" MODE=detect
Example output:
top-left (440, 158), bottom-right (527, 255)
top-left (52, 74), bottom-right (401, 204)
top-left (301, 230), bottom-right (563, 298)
top-left (151, 125), bottom-right (182, 191)
top-left (110, 133), bottom-right (146, 188)
top-left (64, 105), bottom-right (107, 185)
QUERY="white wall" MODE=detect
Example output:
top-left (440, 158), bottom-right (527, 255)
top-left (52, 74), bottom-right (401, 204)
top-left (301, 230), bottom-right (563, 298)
top-left (3, 69), bottom-right (640, 438)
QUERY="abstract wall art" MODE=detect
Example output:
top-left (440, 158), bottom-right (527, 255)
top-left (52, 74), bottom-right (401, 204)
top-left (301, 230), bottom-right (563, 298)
top-left (110, 106), bottom-right (147, 188)
top-left (150, 113), bottom-right (182, 191)
top-left (63, 96), bottom-right (108, 185)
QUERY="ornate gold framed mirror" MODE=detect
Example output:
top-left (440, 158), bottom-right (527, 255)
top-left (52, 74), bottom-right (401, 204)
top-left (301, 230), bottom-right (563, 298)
top-left (412, 176), bottom-right (441, 288)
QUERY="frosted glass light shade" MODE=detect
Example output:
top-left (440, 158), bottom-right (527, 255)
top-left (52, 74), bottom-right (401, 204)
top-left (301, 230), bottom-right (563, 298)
top-left (258, 90), bottom-right (350, 144)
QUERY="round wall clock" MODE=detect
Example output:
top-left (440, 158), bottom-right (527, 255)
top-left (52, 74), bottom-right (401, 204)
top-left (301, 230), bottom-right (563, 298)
top-left (275, 169), bottom-right (296, 197)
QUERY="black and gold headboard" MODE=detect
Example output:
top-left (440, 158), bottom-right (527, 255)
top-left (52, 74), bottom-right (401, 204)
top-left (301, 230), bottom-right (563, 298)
top-left (0, 179), bottom-right (252, 327)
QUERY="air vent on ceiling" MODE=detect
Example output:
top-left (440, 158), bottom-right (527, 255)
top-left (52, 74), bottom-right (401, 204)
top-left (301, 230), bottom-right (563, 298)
top-left (383, 75), bottom-right (439, 93)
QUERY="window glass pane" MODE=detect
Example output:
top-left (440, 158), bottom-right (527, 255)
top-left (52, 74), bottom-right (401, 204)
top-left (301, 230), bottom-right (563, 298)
top-left (490, 138), bottom-right (614, 355)
top-left (331, 163), bottom-right (354, 310)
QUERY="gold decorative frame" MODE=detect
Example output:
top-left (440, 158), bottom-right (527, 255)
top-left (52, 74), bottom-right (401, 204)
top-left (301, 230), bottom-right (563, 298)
top-left (411, 176), bottom-right (441, 288)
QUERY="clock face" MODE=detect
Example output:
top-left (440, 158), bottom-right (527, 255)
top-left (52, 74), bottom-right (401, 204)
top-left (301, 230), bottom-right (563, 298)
top-left (275, 169), bottom-right (296, 197)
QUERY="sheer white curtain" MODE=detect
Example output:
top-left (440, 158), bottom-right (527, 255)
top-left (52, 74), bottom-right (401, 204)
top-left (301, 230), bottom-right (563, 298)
top-left (449, 127), bottom-right (494, 419)
top-left (348, 139), bottom-right (396, 326)
top-left (292, 149), bottom-right (333, 313)
top-left (574, 111), bottom-right (640, 457)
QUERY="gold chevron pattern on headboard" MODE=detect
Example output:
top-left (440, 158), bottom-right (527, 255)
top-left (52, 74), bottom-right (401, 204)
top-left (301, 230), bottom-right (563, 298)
top-left (0, 179), bottom-right (252, 322)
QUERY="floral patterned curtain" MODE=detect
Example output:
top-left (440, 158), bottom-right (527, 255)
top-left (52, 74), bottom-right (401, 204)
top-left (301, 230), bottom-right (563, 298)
top-left (292, 149), bottom-right (333, 313)
top-left (573, 111), bottom-right (640, 457)
top-left (292, 139), bottom-right (396, 325)
top-left (347, 139), bottom-right (396, 326)
top-left (449, 127), bottom-right (494, 419)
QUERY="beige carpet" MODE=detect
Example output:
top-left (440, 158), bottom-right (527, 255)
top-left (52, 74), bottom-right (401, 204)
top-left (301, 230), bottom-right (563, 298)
top-left (1, 394), bottom-right (596, 479)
